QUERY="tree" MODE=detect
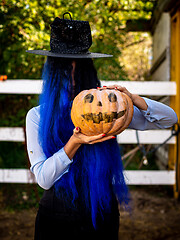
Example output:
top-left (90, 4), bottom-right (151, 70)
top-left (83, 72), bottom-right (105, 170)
top-left (0, 0), bottom-right (155, 80)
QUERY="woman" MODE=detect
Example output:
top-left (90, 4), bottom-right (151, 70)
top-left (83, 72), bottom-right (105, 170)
top-left (26, 14), bottom-right (178, 240)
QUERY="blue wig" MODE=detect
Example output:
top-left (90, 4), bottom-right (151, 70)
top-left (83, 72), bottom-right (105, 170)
top-left (39, 57), bottom-right (129, 229)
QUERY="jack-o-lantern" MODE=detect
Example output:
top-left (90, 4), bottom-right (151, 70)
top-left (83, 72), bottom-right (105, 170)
top-left (71, 88), bottom-right (134, 136)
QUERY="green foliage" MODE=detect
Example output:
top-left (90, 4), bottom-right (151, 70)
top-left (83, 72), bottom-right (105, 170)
top-left (0, 142), bottom-right (27, 168)
top-left (0, 0), bottom-right (155, 80)
top-left (0, 94), bottom-right (38, 127)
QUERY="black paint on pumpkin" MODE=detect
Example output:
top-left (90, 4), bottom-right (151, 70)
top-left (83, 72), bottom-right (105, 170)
top-left (97, 101), bottom-right (102, 106)
top-left (84, 94), bottom-right (94, 103)
top-left (108, 93), bottom-right (117, 102)
top-left (81, 109), bottom-right (126, 123)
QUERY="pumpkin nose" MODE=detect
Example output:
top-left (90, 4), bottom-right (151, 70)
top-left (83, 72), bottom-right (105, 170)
top-left (97, 101), bottom-right (102, 106)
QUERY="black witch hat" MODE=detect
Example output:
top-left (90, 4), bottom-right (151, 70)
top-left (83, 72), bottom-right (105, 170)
top-left (26, 12), bottom-right (113, 58)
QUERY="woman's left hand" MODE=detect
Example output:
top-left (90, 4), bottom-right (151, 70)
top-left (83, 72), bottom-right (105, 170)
top-left (100, 85), bottom-right (132, 100)
top-left (100, 85), bottom-right (148, 111)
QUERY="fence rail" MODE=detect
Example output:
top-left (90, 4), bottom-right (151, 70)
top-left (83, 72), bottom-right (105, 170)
top-left (0, 169), bottom-right (175, 185)
top-left (0, 80), bottom-right (177, 95)
top-left (0, 127), bottom-right (176, 144)
top-left (0, 80), bottom-right (177, 185)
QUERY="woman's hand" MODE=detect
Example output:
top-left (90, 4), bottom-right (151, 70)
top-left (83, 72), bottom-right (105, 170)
top-left (72, 127), bottom-right (116, 145)
top-left (64, 127), bottom-right (116, 160)
top-left (100, 85), bottom-right (148, 111)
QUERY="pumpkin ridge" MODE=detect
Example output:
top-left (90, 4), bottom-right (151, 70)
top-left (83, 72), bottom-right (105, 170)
top-left (106, 89), bottom-right (120, 134)
top-left (71, 99), bottom-right (89, 134)
top-left (99, 89), bottom-right (103, 133)
top-left (90, 89), bottom-right (103, 133)
top-left (73, 92), bottom-right (95, 135)
top-left (107, 91), bottom-right (126, 135)
top-left (101, 89), bottom-right (112, 134)
top-left (112, 93), bottom-right (134, 135)
top-left (82, 89), bottom-right (99, 134)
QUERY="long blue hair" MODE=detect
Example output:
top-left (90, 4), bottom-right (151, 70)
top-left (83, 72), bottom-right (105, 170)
top-left (39, 57), bottom-right (129, 229)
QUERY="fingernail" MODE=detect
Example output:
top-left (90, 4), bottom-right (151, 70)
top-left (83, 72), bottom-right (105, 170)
top-left (103, 86), bottom-right (107, 87)
top-left (97, 87), bottom-right (100, 89)
top-left (111, 136), bottom-right (116, 139)
top-left (102, 133), bottom-right (106, 137)
top-left (115, 87), bottom-right (117, 89)
top-left (76, 127), bottom-right (79, 131)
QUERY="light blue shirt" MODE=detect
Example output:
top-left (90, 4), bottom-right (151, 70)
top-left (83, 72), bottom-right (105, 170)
top-left (26, 97), bottom-right (178, 190)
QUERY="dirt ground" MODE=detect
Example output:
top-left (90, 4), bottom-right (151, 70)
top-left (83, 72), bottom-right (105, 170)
top-left (119, 187), bottom-right (180, 240)
top-left (0, 186), bottom-right (180, 240)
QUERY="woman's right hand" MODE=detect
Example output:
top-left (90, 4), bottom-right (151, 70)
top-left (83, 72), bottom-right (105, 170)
top-left (72, 127), bottom-right (116, 145)
top-left (64, 127), bottom-right (116, 160)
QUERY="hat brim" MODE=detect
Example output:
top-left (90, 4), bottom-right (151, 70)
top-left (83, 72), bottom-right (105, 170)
top-left (26, 50), bottom-right (113, 58)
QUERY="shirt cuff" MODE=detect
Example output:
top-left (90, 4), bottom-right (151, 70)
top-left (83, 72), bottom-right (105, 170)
top-left (53, 147), bottom-right (73, 167)
top-left (139, 97), bottom-right (155, 122)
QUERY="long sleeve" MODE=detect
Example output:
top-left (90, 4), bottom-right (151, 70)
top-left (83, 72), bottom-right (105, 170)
top-left (128, 97), bottom-right (178, 130)
top-left (26, 106), bottom-right (72, 190)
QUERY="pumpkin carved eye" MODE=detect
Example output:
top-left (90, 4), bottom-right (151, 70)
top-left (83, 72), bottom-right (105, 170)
top-left (108, 93), bottom-right (117, 102)
top-left (84, 94), bottom-right (94, 103)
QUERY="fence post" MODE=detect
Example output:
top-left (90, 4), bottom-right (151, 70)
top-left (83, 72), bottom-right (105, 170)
top-left (169, 10), bottom-right (180, 199)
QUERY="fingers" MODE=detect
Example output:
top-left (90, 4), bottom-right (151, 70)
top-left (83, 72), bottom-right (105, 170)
top-left (89, 135), bottom-right (116, 144)
top-left (98, 85), bottom-right (126, 92)
top-left (87, 134), bottom-right (116, 144)
top-left (85, 133), bottom-right (106, 143)
top-left (81, 132), bottom-right (116, 145)
top-left (98, 85), bottom-right (132, 100)
top-left (73, 126), bottom-right (81, 134)
top-left (98, 85), bottom-right (116, 90)
top-left (73, 127), bottom-right (116, 145)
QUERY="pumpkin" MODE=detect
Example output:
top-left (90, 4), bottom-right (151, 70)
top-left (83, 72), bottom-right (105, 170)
top-left (71, 88), bottom-right (134, 136)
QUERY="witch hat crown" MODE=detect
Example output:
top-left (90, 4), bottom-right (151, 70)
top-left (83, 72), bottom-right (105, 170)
top-left (26, 12), bottom-right (113, 58)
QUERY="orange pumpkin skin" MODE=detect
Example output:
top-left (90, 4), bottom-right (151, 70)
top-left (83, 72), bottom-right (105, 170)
top-left (71, 88), bottom-right (134, 136)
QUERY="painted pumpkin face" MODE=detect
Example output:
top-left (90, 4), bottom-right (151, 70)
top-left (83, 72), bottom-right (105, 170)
top-left (71, 89), bottom-right (134, 136)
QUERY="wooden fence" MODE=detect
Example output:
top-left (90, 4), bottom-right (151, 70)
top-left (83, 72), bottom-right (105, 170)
top-left (0, 80), bottom-right (177, 186)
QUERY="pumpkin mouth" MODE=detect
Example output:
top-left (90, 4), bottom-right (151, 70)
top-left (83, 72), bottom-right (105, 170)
top-left (81, 110), bottom-right (126, 124)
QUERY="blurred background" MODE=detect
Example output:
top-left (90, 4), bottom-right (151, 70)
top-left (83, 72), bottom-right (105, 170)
top-left (1, 0), bottom-right (180, 239)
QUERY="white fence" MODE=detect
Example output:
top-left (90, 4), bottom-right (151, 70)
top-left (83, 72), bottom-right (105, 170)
top-left (0, 80), bottom-right (177, 185)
